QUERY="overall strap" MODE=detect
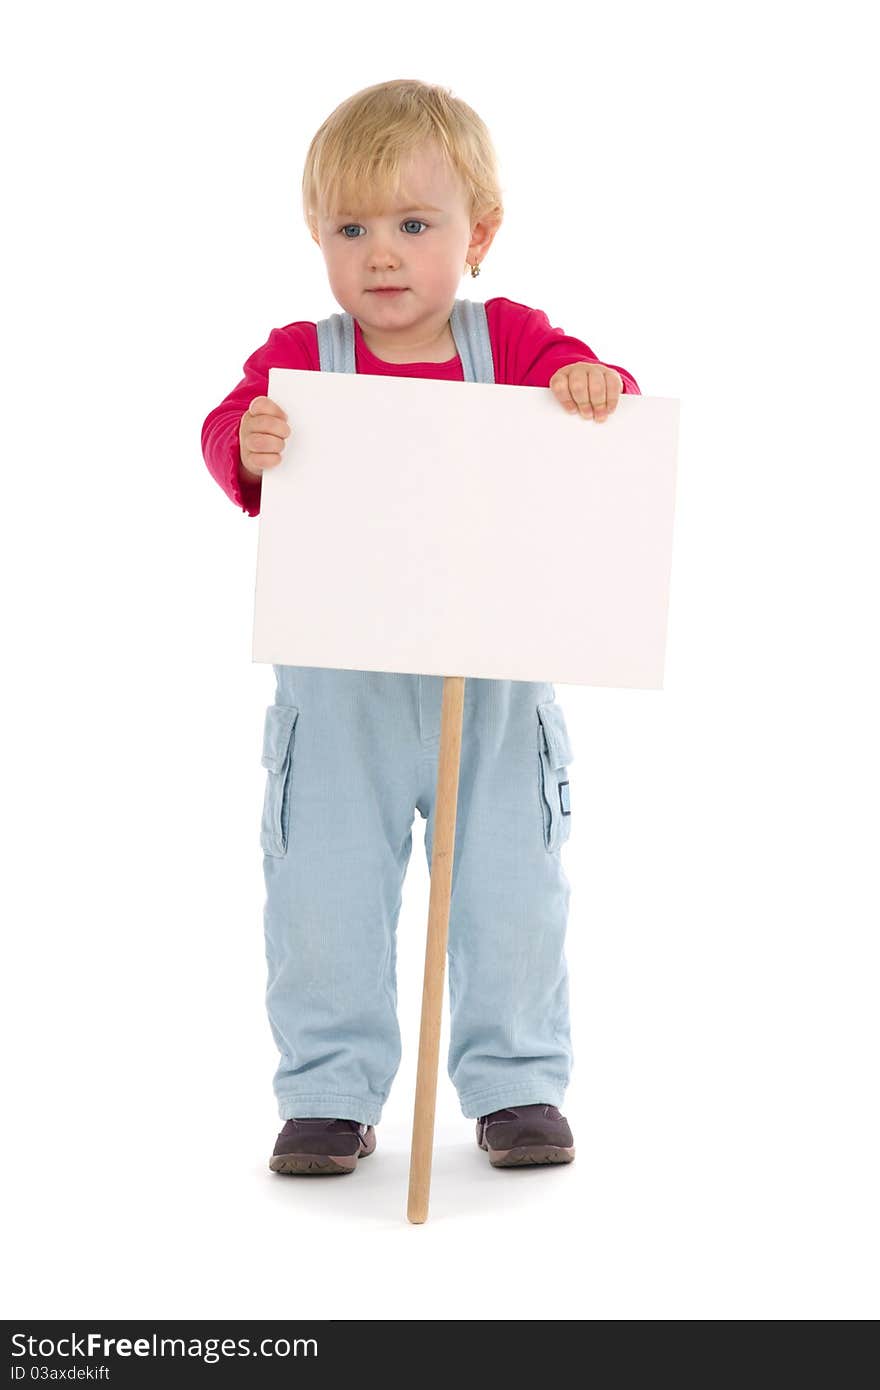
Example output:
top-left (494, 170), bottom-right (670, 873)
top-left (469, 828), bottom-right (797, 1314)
top-left (315, 310), bottom-right (356, 373)
top-left (449, 298), bottom-right (495, 385)
top-left (314, 298), bottom-right (495, 384)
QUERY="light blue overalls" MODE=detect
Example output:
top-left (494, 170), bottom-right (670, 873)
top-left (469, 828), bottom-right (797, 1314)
top-left (260, 298), bottom-right (576, 1126)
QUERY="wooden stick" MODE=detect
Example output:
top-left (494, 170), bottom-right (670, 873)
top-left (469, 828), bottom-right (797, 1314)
top-left (407, 675), bottom-right (466, 1224)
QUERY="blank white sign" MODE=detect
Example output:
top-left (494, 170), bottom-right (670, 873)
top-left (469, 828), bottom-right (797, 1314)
top-left (254, 369), bottom-right (679, 688)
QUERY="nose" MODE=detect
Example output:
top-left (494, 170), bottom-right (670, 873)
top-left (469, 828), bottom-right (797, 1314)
top-left (367, 232), bottom-right (401, 269)
top-left (368, 247), bottom-right (400, 270)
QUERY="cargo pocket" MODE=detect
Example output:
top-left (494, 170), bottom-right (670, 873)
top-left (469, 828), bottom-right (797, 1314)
top-left (537, 700), bottom-right (573, 853)
top-left (260, 704), bottom-right (299, 857)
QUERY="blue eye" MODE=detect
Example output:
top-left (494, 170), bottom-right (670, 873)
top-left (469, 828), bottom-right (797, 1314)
top-left (338, 220), bottom-right (428, 238)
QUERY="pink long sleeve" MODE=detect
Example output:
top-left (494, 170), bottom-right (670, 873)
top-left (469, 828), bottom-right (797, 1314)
top-left (486, 297), bottom-right (641, 396)
top-left (201, 298), bottom-right (640, 517)
top-left (201, 324), bottom-right (316, 516)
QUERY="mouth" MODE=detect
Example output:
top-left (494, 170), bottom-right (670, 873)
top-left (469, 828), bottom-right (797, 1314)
top-left (368, 287), bottom-right (408, 295)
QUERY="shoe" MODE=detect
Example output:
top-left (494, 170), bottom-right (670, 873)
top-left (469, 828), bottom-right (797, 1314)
top-left (269, 1118), bottom-right (377, 1176)
top-left (476, 1104), bottom-right (575, 1167)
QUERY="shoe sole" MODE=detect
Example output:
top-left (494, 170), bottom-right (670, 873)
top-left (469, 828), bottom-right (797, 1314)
top-left (270, 1131), bottom-right (376, 1176)
top-left (479, 1139), bottom-right (575, 1167)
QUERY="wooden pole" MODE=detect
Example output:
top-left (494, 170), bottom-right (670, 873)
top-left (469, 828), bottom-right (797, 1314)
top-left (407, 674), bottom-right (465, 1224)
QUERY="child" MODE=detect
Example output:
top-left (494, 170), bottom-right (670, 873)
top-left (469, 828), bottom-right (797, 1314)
top-left (201, 79), bottom-right (640, 1176)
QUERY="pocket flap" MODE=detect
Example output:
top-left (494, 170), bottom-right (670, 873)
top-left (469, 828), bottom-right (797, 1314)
top-left (261, 704), bottom-right (299, 773)
top-left (537, 700), bottom-right (573, 768)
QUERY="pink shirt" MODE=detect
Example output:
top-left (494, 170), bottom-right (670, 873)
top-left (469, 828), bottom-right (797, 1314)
top-left (201, 296), bottom-right (641, 517)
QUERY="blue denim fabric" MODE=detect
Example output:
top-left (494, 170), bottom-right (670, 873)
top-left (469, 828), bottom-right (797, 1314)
top-left (259, 298), bottom-right (575, 1125)
top-left (261, 668), bottom-right (575, 1124)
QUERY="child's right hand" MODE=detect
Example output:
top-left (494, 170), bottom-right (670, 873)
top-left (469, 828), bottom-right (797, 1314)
top-left (239, 397), bottom-right (291, 482)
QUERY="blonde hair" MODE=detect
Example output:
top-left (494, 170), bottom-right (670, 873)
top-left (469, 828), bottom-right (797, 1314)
top-left (302, 79), bottom-right (504, 239)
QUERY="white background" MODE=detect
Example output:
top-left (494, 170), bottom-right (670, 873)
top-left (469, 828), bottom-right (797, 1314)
top-left (3, 0), bottom-right (878, 1322)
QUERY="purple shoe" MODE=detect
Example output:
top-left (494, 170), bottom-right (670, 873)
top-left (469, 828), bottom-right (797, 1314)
top-left (270, 1118), bottom-right (377, 1176)
top-left (476, 1104), bottom-right (575, 1168)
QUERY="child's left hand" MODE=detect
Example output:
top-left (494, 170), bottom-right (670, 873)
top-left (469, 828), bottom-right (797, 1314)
top-left (549, 362), bottom-right (624, 422)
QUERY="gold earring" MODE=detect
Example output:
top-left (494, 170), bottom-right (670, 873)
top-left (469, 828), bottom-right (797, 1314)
top-left (469, 261), bottom-right (481, 278)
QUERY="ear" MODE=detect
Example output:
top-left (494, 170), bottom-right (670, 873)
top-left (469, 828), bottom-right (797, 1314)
top-left (468, 210), bottom-right (503, 263)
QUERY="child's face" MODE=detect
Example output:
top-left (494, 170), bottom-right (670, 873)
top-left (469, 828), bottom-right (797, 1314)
top-left (313, 142), bottom-right (497, 343)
